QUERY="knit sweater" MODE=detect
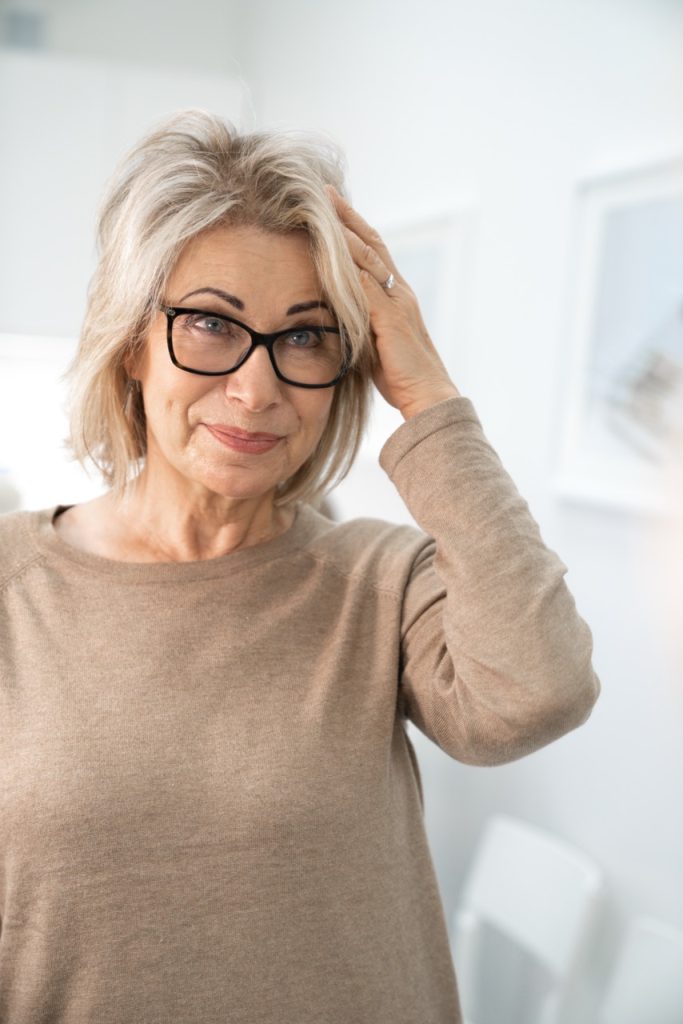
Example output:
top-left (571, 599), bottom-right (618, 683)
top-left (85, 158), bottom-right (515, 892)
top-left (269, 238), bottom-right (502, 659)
top-left (0, 395), bottom-right (600, 1024)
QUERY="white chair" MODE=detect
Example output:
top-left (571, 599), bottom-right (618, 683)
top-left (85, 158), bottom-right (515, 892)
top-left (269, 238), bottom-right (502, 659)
top-left (597, 915), bottom-right (683, 1024)
top-left (450, 814), bottom-right (604, 1024)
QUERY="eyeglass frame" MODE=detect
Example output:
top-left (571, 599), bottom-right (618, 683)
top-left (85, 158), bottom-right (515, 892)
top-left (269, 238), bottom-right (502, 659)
top-left (159, 304), bottom-right (351, 389)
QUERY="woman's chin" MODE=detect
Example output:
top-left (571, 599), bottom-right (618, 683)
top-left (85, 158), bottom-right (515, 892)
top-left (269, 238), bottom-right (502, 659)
top-left (192, 466), bottom-right (282, 504)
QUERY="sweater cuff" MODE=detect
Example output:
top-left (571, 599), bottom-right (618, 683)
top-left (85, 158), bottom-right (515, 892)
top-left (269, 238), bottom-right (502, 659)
top-left (378, 396), bottom-right (482, 476)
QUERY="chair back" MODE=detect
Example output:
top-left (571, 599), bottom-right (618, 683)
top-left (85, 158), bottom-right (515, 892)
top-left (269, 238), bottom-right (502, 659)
top-left (451, 814), bottom-right (604, 1024)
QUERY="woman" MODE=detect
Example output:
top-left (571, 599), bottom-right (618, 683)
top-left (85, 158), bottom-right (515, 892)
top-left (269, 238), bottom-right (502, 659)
top-left (0, 109), bottom-right (600, 1024)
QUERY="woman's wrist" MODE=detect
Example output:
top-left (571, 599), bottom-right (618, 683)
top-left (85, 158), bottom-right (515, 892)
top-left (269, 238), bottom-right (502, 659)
top-left (400, 385), bottom-right (462, 421)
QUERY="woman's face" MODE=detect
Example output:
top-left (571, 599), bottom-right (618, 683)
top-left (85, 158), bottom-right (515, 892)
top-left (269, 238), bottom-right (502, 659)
top-left (132, 224), bottom-right (337, 505)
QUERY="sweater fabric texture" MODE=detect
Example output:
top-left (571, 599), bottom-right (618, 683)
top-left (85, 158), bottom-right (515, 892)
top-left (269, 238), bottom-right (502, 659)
top-left (0, 395), bottom-right (600, 1023)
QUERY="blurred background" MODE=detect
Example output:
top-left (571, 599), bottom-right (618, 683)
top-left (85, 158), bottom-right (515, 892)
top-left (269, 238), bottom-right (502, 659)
top-left (1, 0), bottom-right (682, 1020)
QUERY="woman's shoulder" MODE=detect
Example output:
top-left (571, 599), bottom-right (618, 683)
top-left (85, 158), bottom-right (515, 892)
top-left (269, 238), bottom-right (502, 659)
top-left (0, 508), bottom-right (47, 589)
top-left (300, 503), bottom-right (431, 593)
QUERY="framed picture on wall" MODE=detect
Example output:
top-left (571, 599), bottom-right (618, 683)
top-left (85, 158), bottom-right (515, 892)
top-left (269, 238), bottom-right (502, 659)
top-left (552, 155), bottom-right (683, 517)
top-left (328, 206), bottom-right (478, 525)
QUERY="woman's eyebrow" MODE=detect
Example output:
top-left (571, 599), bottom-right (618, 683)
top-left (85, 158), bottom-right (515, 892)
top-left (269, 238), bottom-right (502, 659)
top-left (179, 287), bottom-right (244, 311)
top-left (177, 288), bottom-right (331, 316)
top-left (285, 300), bottom-right (331, 315)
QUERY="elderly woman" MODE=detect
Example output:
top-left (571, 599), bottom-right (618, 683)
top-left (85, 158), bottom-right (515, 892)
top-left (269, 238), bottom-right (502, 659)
top-left (0, 110), bottom-right (599, 1024)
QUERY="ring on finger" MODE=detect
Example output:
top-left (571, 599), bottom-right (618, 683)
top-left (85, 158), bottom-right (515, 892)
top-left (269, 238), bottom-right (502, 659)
top-left (382, 272), bottom-right (396, 291)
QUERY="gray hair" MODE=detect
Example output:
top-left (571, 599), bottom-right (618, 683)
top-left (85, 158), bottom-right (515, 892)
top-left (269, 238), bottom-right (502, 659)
top-left (65, 108), bottom-right (376, 506)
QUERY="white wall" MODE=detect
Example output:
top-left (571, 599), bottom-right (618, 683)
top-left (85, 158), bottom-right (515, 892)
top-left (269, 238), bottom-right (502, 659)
top-left (0, 0), bottom-right (246, 80)
top-left (237, 0), bottom-right (683, 1015)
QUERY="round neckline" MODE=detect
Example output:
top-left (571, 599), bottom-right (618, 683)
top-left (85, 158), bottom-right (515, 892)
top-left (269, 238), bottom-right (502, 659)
top-left (25, 500), bottom-right (317, 582)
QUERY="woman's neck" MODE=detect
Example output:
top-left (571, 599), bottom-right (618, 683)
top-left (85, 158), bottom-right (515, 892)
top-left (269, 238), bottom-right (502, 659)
top-left (53, 480), bottom-right (294, 563)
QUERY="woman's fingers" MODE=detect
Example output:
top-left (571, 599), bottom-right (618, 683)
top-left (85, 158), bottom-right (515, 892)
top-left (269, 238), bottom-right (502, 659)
top-left (340, 225), bottom-right (395, 290)
top-left (324, 185), bottom-right (459, 416)
top-left (326, 185), bottom-right (401, 281)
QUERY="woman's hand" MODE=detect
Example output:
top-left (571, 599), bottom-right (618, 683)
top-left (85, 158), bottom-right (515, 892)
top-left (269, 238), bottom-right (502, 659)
top-left (326, 185), bottom-right (461, 420)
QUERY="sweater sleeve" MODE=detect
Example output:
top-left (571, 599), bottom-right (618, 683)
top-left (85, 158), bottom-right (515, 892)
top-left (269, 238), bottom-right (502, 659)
top-left (378, 395), bottom-right (601, 766)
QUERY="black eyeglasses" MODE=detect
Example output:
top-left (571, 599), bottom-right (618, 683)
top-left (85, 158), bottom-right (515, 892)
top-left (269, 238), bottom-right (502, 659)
top-left (159, 305), bottom-right (350, 389)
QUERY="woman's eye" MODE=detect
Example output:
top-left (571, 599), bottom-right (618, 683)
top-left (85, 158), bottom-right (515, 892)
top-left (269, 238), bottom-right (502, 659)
top-left (285, 329), bottom-right (319, 348)
top-left (197, 316), bottom-right (227, 333)
top-left (180, 313), bottom-right (228, 334)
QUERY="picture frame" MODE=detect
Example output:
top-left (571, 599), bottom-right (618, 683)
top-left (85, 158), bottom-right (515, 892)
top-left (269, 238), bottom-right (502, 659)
top-left (552, 155), bottom-right (683, 518)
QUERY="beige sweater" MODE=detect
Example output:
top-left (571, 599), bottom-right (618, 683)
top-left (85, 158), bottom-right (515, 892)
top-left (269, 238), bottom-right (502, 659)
top-left (0, 396), bottom-right (600, 1024)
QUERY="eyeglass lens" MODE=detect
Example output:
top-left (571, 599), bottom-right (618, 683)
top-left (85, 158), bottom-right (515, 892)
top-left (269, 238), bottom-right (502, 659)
top-left (171, 311), bottom-right (344, 386)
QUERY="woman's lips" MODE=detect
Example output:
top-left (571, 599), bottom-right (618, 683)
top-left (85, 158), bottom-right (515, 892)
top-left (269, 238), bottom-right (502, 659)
top-left (204, 424), bottom-right (283, 454)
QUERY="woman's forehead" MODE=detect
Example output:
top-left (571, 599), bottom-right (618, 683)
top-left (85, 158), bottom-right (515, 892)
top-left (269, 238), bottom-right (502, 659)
top-left (177, 223), bottom-right (312, 266)
top-left (169, 224), bottom-right (324, 302)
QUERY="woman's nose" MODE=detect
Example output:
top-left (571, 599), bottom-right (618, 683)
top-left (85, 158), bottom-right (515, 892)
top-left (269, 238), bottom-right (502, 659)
top-left (223, 343), bottom-right (283, 411)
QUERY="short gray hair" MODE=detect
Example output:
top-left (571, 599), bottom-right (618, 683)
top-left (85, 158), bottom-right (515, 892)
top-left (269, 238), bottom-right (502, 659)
top-left (66, 108), bottom-right (376, 506)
